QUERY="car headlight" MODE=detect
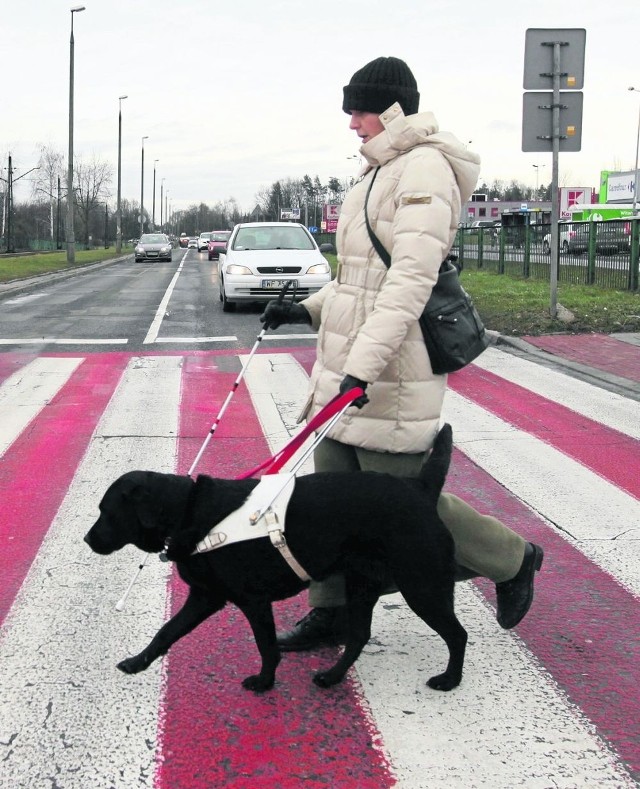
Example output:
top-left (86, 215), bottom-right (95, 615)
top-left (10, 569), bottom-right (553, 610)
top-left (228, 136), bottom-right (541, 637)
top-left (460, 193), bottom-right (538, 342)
top-left (225, 264), bottom-right (252, 275)
top-left (135, 246), bottom-right (144, 253)
top-left (160, 246), bottom-right (170, 253)
top-left (307, 262), bottom-right (330, 274)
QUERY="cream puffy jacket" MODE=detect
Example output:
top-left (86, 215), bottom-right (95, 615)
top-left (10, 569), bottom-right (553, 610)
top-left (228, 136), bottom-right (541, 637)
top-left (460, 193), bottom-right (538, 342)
top-left (301, 103), bottom-right (480, 454)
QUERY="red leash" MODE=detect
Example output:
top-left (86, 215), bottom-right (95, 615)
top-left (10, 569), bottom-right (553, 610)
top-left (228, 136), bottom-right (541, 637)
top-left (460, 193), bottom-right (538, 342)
top-left (235, 388), bottom-right (365, 479)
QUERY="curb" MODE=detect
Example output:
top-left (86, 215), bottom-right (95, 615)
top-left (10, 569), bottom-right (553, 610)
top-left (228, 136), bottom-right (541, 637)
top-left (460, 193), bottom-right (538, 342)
top-left (494, 333), bottom-right (640, 403)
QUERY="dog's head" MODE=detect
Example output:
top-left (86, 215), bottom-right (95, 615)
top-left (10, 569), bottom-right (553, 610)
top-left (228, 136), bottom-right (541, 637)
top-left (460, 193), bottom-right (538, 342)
top-left (84, 471), bottom-right (182, 556)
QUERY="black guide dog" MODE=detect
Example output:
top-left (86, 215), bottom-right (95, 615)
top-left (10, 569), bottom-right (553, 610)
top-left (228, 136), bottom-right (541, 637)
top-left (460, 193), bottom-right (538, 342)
top-left (85, 424), bottom-right (467, 693)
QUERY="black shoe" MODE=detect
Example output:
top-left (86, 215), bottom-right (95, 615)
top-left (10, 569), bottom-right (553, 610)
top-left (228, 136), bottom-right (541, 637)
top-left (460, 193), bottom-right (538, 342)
top-left (277, 607), bottom-right (345, 652)
top-left (495, 543), bottom-right (544, 629)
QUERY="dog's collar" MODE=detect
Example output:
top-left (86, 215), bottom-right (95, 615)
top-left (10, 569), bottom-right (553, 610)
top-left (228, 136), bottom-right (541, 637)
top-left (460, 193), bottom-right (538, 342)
top-left (159, 476), bottom-right (197, 562)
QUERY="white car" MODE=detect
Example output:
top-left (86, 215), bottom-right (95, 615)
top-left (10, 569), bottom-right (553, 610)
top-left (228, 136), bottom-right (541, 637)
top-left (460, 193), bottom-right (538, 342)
top-left (218, 222), bottom-right (332, 312)
top-left (542, 222), bottom-right (575, 254)
top-left (197, 232), bottom-right (212, 252)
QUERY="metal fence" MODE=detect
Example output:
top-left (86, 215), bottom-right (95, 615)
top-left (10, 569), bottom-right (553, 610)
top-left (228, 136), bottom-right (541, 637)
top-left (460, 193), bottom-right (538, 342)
top-left (454, 219), bottom-right (640, 292)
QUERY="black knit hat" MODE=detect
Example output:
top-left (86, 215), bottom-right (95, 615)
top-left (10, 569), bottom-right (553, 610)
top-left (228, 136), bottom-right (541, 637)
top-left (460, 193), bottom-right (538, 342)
top-left (342, 56), bottom-right (420, 116)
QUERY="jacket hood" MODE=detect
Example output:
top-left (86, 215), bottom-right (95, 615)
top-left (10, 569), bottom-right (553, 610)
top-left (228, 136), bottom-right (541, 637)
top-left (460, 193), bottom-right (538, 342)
top-left (359, 102), bottom-right (481, 203)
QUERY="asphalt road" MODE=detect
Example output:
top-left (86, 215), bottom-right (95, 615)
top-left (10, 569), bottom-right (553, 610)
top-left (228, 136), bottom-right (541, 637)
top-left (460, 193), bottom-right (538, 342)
top-left (0, 248), bottom-right (318, 352)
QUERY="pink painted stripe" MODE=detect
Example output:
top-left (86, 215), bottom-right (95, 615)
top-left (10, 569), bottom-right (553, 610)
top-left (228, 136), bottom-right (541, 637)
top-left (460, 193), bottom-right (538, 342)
top-left (156, 351), bottom-right (395, 789)
top-left (448, 449), bottom-right (640, 783)
top-left (0, 353), bottom-right (129, 625)
top-left (522, 333), bottom-right (640, 383)
top-left (0, 351), bottom-right (39, 382)
top-left (448, 365), bottom-right (640, 499)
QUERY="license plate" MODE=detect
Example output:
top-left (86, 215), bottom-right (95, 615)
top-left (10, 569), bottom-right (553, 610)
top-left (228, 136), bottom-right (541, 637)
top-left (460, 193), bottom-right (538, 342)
top-left (261, 279), bottom-right (298, 289)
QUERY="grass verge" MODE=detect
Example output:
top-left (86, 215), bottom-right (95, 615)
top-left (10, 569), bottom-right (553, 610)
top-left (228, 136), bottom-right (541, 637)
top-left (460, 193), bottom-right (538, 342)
top-left (0, 248), bottom-right (131, 282)
top-left (323, 253), bottom-right (640, 336)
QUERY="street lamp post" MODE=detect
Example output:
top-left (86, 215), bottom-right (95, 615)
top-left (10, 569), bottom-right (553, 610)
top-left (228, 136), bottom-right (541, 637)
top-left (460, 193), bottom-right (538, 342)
top-left (56, 176), bottom-right (62, 249)
top-left (160, 177), bottom-right (165, 231)
top-left (532, 164), bottom-right (546, 198)
top-left (152, 159), bottom-right (159, 229)
top-left (66, 5), bottom-right (85, 265)
top-left (116, 94), bottom-right (127, 254)
top-left (629, 87), bottom-right (640, 217)
top-left (139, 135), bottom-right (148, 237)
top-left (165, 190), bottom-right (169, 234)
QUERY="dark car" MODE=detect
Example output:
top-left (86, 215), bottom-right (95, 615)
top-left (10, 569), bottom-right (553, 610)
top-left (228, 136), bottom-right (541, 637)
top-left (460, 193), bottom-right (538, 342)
top-left (567, 223), bottom-right (621, 255)
top-left (134, 233), bottom-right (173, 262)
top-left (207, 231), bottom-right (232, 260)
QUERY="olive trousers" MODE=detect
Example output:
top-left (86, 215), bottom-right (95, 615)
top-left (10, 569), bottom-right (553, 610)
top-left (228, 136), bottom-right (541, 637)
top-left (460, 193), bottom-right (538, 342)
top-left (307, 436), bottom-right (526, 608)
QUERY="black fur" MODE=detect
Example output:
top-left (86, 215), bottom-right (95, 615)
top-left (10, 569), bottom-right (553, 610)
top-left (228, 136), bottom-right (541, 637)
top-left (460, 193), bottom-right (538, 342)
top-left (84, 423), bottom-right (467, 693)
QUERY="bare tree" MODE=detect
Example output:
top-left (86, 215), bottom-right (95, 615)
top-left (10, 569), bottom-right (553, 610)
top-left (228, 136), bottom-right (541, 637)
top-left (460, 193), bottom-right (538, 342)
top-left (32, 144), bottom-right (65, 241)
top-left (74, 155), bottom-right (113, 247)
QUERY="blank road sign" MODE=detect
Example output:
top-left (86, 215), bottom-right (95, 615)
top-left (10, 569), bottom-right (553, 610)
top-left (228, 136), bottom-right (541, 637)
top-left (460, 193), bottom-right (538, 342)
top-left (522, 91), bottom-right (583, 152)
top-left (524, 28), bottom-right (586, 90)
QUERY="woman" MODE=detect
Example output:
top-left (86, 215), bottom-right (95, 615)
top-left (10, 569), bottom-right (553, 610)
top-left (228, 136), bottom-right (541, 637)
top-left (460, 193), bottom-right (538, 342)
top-left (261, 56), bottom-right (543, 651)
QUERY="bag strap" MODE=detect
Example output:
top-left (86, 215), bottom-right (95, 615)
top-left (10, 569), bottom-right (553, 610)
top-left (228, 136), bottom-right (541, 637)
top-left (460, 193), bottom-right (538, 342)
top-left (364, 167), bottom-right (392, 268)
top-left (364, 166), bottom-right (461, 273)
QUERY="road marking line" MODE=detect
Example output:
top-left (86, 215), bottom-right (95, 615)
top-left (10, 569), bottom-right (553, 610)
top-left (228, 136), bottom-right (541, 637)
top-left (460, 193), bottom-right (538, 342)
top-left (143, 254), bottom-right (187, 344)
top-left (154, 336), bottom-right (237, 343)
top-left (262, 333), bottom-right (318, 340)
top-left (0, 338), bottom-right (129, 344)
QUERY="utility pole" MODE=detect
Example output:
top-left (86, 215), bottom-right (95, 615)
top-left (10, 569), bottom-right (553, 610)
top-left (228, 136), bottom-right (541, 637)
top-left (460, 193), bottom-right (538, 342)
top-left (2, 155), bottom-right (40, 253)
top-left (67, 6), bottom-right (86, 265)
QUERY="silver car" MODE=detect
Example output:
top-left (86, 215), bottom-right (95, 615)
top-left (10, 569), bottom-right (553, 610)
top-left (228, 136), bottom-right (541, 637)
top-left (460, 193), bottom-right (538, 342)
top-left (134, 233), bottom-right (173, 262)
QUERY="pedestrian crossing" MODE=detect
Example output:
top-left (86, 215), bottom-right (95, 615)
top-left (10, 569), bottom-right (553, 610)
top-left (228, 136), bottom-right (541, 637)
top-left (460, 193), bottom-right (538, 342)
top-left (0, 347), bottom-right (638, 788)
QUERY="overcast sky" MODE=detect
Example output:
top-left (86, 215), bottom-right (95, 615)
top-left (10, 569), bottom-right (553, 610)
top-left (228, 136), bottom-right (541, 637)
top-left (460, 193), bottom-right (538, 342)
top-left (4, 0), bottom-right (639, 214)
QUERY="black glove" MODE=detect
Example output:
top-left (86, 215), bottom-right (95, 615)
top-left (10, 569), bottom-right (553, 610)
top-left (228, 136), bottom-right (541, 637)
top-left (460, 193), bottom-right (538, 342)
top-left (259, 301), bottom-right (311, 330)
top-left (339, 374), bottom-right (369, 408)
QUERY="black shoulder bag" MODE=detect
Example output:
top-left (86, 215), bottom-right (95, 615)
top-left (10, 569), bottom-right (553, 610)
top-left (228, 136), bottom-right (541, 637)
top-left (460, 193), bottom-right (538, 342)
top-left (364, 167), bottom-right (489, 375)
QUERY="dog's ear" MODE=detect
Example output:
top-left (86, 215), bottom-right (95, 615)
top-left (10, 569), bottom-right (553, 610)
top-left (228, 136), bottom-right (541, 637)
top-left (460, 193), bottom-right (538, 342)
top-left (126, 485), bottom-right (158, 529)
top-left (122, 477), bottom-right (157, 530)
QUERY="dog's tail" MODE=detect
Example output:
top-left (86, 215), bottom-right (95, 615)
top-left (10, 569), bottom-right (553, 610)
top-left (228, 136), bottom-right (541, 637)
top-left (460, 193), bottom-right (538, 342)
top-left (418, 423), bottom-right (453, 499)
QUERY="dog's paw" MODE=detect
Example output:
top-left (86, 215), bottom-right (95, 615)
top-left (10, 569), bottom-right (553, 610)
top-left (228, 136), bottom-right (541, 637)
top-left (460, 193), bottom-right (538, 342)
top-left (427, 671), bottom-right (461, 691)
top-left (117, 656), bottom-right (146, 675)
top-left (312, 670), bottom-right (342, 689)
top-left (241, 674), bottom-right (274, 693)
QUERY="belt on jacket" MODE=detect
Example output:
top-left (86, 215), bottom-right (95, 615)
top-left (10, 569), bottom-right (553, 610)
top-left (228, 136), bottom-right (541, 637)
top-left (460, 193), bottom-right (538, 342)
top-left (336, 262), bottom-right (387, 290)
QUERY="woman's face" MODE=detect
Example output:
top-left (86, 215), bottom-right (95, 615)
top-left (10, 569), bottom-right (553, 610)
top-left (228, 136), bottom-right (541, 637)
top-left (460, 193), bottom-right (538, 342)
top-left (348, 111), bottom-right (385, 144)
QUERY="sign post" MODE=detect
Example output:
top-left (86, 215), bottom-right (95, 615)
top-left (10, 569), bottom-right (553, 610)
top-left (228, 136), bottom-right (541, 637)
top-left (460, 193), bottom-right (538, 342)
top-left (523, 28), bottom-right (586, 318)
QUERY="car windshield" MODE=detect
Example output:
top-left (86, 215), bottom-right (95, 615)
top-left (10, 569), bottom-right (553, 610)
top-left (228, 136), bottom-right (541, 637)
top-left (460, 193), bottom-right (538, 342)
top-left (211, 232), bottom-right (231, 242)
top-left (200, 232), bottom-right (211, 238)
top-left (140, 234), bottom-right (167, 243)
top-left (233, 226), bottom-right (314, 251)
